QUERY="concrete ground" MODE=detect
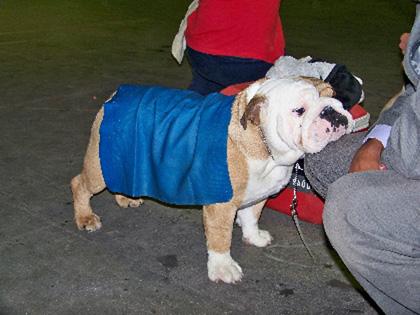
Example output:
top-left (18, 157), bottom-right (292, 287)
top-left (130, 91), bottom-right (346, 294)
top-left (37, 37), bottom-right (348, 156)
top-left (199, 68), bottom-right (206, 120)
top-left (0, 0), bottom-right (415, 314)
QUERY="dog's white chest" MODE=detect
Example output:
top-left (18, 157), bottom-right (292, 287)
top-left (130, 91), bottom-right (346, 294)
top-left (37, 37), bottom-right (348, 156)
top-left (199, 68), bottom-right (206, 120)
top-left (240, 158), bottom-right (292, 208)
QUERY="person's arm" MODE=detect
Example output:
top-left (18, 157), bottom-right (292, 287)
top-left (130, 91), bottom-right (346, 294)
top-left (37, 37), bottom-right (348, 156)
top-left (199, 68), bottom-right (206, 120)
top-left (349, 89), bottom-right (417, 174)
top-left (351, 4), bottom-right (420, 176)
top-left (369, 30), bottom-right (414, 130)
top-left (349, 16), bottom-right (418, 173)
top-left (380, 5), bottom-right (420, 179)
top-left (382, 82), bottom-right (420, 179)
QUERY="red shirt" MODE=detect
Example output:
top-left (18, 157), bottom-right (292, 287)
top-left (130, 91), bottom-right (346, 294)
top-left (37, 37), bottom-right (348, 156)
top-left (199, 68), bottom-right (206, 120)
top-left (185, 0), bottom-right (285, 63)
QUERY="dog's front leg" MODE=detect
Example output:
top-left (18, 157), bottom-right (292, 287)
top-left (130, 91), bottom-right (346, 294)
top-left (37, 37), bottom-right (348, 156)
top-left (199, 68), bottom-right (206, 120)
top-left (203, 203), bottom-right (243, 283)
top-left (236, 200), bottom-right (273, 247)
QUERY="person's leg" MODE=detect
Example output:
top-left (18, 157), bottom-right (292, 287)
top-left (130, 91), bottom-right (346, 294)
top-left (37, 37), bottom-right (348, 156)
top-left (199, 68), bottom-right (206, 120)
top-left (186, 47), bottom-right (273, 95)
top-left (215, 54), bottom-right (273, 86)
top-left (304, 131), bottom-right (366, 198)
top-left (323, 171), bottom-right (420, 314)
top-left (186, 47), bottom-right (225, 94)
top-left (188, 66), bottom-right (225, 95)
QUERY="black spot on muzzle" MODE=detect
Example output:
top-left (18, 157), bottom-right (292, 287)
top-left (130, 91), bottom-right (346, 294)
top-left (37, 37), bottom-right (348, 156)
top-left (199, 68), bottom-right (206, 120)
top-left (320, 106), bottom-right (348, 130)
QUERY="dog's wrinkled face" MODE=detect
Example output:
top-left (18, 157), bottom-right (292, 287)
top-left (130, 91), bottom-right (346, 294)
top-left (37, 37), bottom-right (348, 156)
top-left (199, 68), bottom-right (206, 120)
top-left (300, 95), bottom-right (353, 153)
top-left (243, 78), bottom-right (353, 158)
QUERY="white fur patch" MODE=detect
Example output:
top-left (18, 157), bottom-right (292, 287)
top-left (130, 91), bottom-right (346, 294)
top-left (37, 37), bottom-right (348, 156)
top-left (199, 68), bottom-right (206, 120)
top-left (237, 207), bottom-right (273, 247)
top-left (240, 78), bottom-right (352, 206)
top-left (240, 158), bottom-right (293, 208)
top-left (207, 251), bottom-right (243, 283)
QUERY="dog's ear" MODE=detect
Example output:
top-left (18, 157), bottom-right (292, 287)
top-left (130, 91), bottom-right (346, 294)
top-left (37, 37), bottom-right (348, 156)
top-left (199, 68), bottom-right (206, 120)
top-left (240, 94), bottom-right (267, 130)
top-left (244, 77), bottom-right (268, 102)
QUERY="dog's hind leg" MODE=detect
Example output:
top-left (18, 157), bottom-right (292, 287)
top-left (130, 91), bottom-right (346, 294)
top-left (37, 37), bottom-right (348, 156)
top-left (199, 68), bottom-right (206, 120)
top-left (71, 109), bottom-right (106, 232)
top-left (236, 200), bottom-right (273, 247)
top-left (71, 174), bottom-right (104, 231)
top-left (114, 194), bottom-right (144, 208)
top-left (203, 203), bottom-right (243, 283)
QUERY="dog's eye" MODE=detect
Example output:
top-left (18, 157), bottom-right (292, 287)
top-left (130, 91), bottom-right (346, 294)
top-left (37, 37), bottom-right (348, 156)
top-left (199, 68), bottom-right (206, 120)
top-left (293, 107), bottom-right (305, 116)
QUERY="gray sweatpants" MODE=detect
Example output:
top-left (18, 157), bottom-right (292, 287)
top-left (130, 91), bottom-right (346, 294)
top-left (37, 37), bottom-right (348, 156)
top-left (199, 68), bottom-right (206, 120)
top-left (305, 133), bottom-right (420, 314)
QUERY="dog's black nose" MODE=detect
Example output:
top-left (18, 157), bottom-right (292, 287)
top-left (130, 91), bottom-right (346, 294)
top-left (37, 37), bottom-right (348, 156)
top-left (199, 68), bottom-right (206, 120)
top-left (320, 106), bottom-right (348, 129)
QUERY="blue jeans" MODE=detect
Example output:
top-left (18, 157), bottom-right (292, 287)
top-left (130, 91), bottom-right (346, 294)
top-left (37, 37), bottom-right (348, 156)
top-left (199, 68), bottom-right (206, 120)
top-left (186, 47), bottom-right (273, 95)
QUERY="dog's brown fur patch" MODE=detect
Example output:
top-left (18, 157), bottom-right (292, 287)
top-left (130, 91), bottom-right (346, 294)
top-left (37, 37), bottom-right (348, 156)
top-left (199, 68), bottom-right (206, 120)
top-left (301, 76), bottom-right (335, 97)
top-left (229, 92), bottom-right (270, 160)
top-left (240, 94), bottom-right (267, 129)
top-left (202, 87), bottom-right (274, 252)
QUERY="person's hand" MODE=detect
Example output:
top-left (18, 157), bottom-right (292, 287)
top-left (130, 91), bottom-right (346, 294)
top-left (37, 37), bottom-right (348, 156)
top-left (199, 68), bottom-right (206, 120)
top-left (349, 138), bottom-right (386, 173)
top-left (399, 32), bottom-right (410, 54)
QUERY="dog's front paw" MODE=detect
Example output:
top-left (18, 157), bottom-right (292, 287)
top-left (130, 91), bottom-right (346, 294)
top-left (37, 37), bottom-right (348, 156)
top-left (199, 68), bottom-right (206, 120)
top-left (75, 213), bottom-right (102, 232)
top-left (243, 229), bottom-right (273, 247)
top-left (207, 251), bottom-right (243, 284)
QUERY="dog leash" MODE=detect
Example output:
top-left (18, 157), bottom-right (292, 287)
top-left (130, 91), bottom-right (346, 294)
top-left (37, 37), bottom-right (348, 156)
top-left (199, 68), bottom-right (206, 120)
top-left (259, 125), bottom-right (317, 262)
top-left (290, 162), bottom-right (317, 263)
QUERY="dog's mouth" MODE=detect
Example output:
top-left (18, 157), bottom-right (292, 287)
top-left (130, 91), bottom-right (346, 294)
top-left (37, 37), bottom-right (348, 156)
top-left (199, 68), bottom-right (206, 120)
top-left (301, 105), bottom-right (353, 154)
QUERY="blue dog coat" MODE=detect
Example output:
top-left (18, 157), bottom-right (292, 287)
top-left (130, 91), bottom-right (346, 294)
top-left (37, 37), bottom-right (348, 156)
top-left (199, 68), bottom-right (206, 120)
top-left (99, 85), bottom-right (235, 205)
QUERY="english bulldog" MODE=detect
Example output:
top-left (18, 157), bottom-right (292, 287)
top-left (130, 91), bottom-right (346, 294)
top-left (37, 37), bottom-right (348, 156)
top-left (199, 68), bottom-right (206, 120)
top-left (71, 77), bottom-right (353, 283)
